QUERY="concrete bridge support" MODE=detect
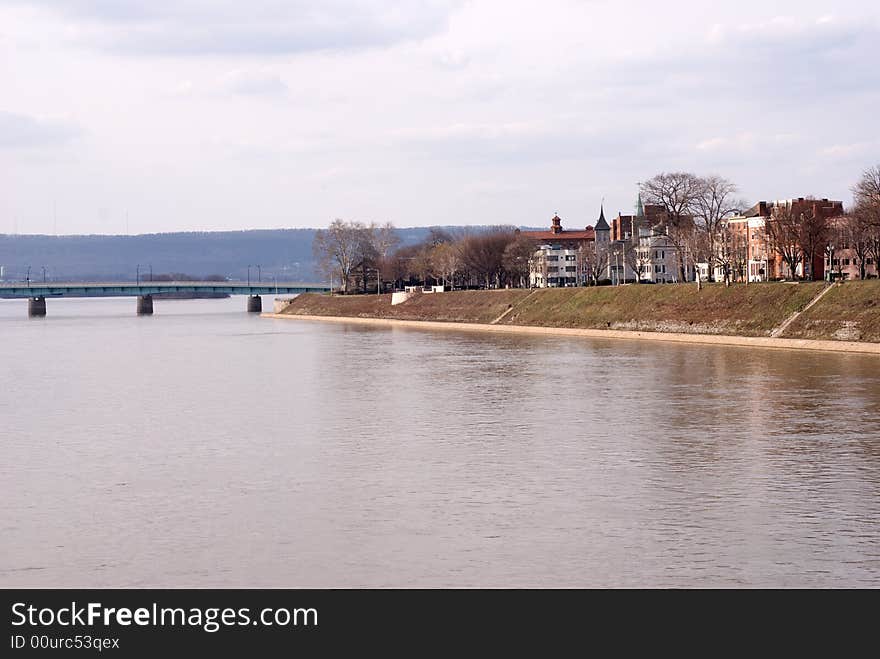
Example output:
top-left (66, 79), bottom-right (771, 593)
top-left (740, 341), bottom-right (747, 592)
top-left (28, 296), bottom-right (47, 317)
top-left (136, 295), bottom-right (154, 315)
top-left (247, 295), bottom-right (262, 313)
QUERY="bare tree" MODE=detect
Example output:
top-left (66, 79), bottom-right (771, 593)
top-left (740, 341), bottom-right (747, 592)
top-left (312, 219), bottom-right (364, 294)
top-left (766, 204), bottom-right (803, 279)
top-left (853, 165), bottom-right (880, 226)
top-left (374, 221), bottom-right (400, 291)
top-left (621, 238), bottom-right (645, 283)
top-left (727, 224), bottom-right (750, 283)
top-left (853, 166), bottom-right (880, 274)
top-left (691, 175), bottom-right (744, 281)
top-left (845, 209), bottom-right (875, 280)
top-left (458, 228), bottom-right (515, 288)
top-left (502, 234), bottom-right (536, 288)
top-left (580, 240), bottom-right (609, 285)
top-left (431, 242), bottom-right (461, 288)
top-left (796, 203), bottom-right (828, 281)
top-left (640, 172), bottom-right (702, 281)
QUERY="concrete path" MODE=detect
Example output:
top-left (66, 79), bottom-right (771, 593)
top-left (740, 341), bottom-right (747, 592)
top-left (770, 283), bottom-right (836, 338)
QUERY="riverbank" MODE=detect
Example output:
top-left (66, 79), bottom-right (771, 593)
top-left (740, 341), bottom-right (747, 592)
top-left (269, 282), bottom-right (880, 354)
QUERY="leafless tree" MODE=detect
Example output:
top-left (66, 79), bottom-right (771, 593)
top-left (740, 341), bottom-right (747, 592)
top-left (312, 219), bottom-right (365, 294)
top-left (458, 227), bottom-right (516, 288)
top-left (430, 242), bottom-right (461, 288)
top-left (580, 241), bottom-right (609, 285)
top-left (502, 234), bottom-right (536, 288)
top-left (845, 209), bottom-right (875, 280)
top-left (766, 204), bottom-right (804, 279)
top-left (852, 166), bottom-right (880, 275)
top-left (727, 225), bottom-right (750, 283)
top-left (796, 202), bottom-right (829, 281)
top-left (374, 221), bottom-right (400, 290)
top-left (640, 172), bottom-right (702, 281)
top-left (691, 175), bottom-right (744, 281)
top-left (853, 165), bottom-right (880, 226)
top-left (620, 238), bottom-right (644, 283)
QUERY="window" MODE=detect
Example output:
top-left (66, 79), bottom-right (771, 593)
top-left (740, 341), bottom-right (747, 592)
top-left (565, 266), bottom-right (576, 272)
top-left (565, 255), bottom-right (576, 261)
top-left (547, 255), bottom-right (559, 261)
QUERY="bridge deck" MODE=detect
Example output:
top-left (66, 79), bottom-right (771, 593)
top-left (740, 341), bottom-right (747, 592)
top-left (0, 281), bottom-right (330, 298)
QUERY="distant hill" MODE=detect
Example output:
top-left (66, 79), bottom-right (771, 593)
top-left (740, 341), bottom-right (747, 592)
top-left (0, 226), bottom-right (539, 282)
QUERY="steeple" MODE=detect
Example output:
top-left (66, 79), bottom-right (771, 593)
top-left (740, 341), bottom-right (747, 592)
top-left (636, 193), bottom-right (645, 218)
top-left (594, 203), bottom-right (610, 232)
top-left (550, 214), bottom-right (562, 234)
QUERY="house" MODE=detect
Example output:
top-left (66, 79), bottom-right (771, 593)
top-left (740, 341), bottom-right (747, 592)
top-left (720, 198), bottom-right (844, 281)
top-left (519, 213), bottom-right (598, 287)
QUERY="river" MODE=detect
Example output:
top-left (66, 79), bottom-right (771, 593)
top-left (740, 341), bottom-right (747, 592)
top-left (2, 296), bottom-right (879, 587)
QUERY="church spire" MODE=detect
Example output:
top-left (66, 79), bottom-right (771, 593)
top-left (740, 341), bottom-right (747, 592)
top-left (636, 193), bottom-right (645, 218)
top-left (594, 201), bottom-right (610, 231)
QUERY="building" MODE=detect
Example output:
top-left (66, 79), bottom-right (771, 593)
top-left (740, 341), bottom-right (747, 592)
top-left (518, 213), bottom-right (596, 250)
top-left (825, 215), bottom-right (879, 280)
top-left (635, 225), bottom-right (679, 283)
top-left (529, 244), bottom-right (583, 287)
top-left (519, 213), bottom-right (598, 287)
top-left (607, 195), bottom-right (675, 283)
top-left (720, 198), bottom-right (844, 281)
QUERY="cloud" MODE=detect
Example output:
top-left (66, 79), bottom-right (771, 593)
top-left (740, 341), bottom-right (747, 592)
top-left (221, 69), bottom-right (288, 96)
top-left (12, 0), bottom-right (460, 55)
top-left (0, 111), bottom-right (81, 148)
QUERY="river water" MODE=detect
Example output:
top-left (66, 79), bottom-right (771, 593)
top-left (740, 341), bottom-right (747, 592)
top-left (2, 296), bottom-right (879, 587)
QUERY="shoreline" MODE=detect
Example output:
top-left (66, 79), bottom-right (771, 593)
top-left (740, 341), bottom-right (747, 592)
top-left (261, 313), bottom-right (880, 355)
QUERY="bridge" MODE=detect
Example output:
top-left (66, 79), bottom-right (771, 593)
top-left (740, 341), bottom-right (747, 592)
top-left (0, 281), bottom-right (330, 316)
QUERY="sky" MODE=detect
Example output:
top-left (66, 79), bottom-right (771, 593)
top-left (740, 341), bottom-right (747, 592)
top-left (1, 0), bottom-right (879, 235)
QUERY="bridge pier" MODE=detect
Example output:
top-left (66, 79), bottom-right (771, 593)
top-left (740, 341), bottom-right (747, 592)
top-left (247, 295), bottom-right (262, 313)
top-left (28, 296), bottom-right (47, 317)
top-left (136, 295), bottom-right (153, 315)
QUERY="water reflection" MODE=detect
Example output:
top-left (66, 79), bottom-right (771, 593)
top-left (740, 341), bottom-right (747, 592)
top-left (1, 297), bottom-right (879, 586)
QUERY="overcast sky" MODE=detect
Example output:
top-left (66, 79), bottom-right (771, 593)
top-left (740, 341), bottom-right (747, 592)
top-left (2, 0), bottom-right (878, 235)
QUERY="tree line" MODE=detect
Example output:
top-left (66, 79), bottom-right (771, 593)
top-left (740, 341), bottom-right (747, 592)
top-left (313, 164), bottom-right (880, 293)
top-left (313, 220), bottom-right (539, 293)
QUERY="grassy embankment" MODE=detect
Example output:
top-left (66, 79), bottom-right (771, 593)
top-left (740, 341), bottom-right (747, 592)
top-left (281, 281), bottom-right (880, 342)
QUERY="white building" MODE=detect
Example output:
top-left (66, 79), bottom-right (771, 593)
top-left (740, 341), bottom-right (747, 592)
top-left (636, 227), bottom-right (678, 283)
top-left (529, 244), bottom-right (583, 287)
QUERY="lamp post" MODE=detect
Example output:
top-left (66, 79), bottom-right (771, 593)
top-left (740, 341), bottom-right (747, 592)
top-left (257, 265), bottom-right (262, 283)
top-left (41, 266), bottom-right (47, 283)
top-left (247, 264), bottom-right (251, 287)
top-left (26, 265), bottom-right (31, 287)
top-left (136, 264), bottom-right (140, 285)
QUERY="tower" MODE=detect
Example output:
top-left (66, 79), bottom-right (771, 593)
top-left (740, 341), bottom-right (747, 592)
top-left (594, 203), bottom-right (610, 244)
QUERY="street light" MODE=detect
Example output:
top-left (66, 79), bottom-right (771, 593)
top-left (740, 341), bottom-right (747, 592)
top-left (136, 264), bottom-right (140, 285)
top-left (26, 265), bottom-right (31, 287)
top-left (247, 264), bottom-right (252, 287)
top-left (41, 266), bottom-right (47, 283)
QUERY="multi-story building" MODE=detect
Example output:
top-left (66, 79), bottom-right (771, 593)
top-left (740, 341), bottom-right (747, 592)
top-left (520, 211), bottom-right (604, 287)
top-left (719, 198), bottom-right (844, 281)
top-left (529, 244), bottom-right (583, 287)
top-left (635, 226), bottom-right (678, 283)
